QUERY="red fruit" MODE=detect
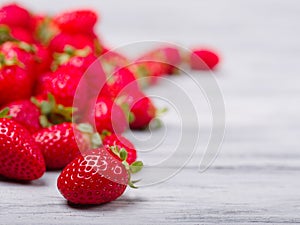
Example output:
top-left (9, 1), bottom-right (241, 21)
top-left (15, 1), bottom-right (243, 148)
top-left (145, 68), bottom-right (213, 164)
top-left (54, 9), bottom-right (98, 35)
top-left (0, 3), bottom-right (31, 29)
top-left (190, 49), bottom-right (220, 70)
top-left (102, 133), bottom-right (137, 165)
top-left (3, 100), bottom-right (41, 133)
top-left (33, 44), bottom-right (52, 76)
top-left (30, 15), bottom-right (59, 44)
top-left (100, 50), bottom-right (129, 74)
top-left (100, 67), bottom-right (140, 99)
top-left (6, 26), bottom-right (34, 43)
top-left (35, 66), bottom-right (87, 107)
top-left (85, 97), bottom-right (127, 134)
top-left (130, 46), bottom-right (182, 87)
top-left (129, 94), bottom-right (156, 129)
top-left (52, 46), bottom-right (96, 72)
top-left (33, 122), bottom-right (90, 170)
top-left (0, 115), bottom-right (45, 181)
top-left (57, 147), bottom-right (128, 205)
top-left (0, 41), bottom-right (36, 78)
top-left (49, 32), bottom-right (96, 53)
top-left (0, 58), bottom-right (32, 106)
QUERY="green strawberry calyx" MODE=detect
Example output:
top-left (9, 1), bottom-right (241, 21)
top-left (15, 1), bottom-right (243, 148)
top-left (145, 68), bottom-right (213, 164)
top-left (0, 107), bottom-right (12, 119)
top-left (51, 45), bottom-right (92, 71)
top-left (109, 145), bottom-right (143, 188)
top-left (31, 93), bottom-right (75, 128)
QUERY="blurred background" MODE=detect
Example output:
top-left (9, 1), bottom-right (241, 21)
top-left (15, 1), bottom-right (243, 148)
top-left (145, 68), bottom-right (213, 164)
top-left (1, 0), bottom-right (300, 223)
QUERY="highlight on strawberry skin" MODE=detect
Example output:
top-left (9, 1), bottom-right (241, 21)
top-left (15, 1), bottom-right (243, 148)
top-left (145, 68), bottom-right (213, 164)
top-left (190, 48), bottom-right (220, 70)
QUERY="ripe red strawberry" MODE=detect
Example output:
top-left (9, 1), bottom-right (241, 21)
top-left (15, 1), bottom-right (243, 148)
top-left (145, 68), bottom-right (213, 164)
top-left (0, 25), bottom-right (34, 43)
top-left (33, 44), bottom-right (52, 76)
top-left (0, 41), bottom-right (36, 78)
top-left (33, 122), bottom-right (90, 170)
top-left (100, 50), bottom-right (129, 74)
top-left (0, 3), bottom-right (31, 29)
top-left (129, 93), bottom-right (157, 129)
top-left (100, 67), bottom-right (140, 99)
top-left (35, 66), bottom-right (87, 107)
top-left (49, 32), bottom-right (96, 53)
top-left (57, 147), bottom-right (143, 204)
top-left (85, 97), bottom-right (128, 134)
top-left (30, 15), bottom-right (59, 45)
top-left (54, 9), bottom-right (98, 35)
top-left (52, 46), bottom-right (96, 72)
top-left (190, 49), bottom-right (220, 70)
top-left (102, 133), bottom-right (137, 165)
top-left (0, 108), bottom-right (45, 181)
top-left (2, 100), bottom-right (41, 133)
top-left (0, 53), bottom-right (32, 106)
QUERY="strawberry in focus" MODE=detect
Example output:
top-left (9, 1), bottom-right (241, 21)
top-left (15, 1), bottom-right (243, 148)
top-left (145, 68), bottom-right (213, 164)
top-left (57, 147), bottom-right (143, 204)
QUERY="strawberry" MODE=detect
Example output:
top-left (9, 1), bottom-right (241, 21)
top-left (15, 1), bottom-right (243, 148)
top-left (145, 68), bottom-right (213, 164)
top-left (0, 52), bottom-right (32, 106)
top-left (33, 122), bottom-right (91, 170)
top-left (49, 32), bottom-right (97, 53)
top-left (0, 3), bottom-right (31, 29)
top-left (35, 66), bottom-right (87, 107)
top-left (57, 147), bottom-right (143, 204)
top-left (52, 46), bottom-right (96, 72)
top-left (0, 108), bottom-right (45, 181)
top-left (33, 44), bottom-right (52, 76)
top-left (54, 9), bottom-right (98, 35)
top-left (130, 46), bottom-right (182, 87)
top-left (102, 133), bottom-right (137, 165)
top-left (100, 50), bottom-right (129, 75)
top-left (0, 41), bottom-right (36, 78)
top-left (2, 99), bottom-right (41, 133)
top-left (100, 67), bottom-right (140, 99)
top-left (129, 93), bottom-right (157, 129)
top-left (85, 97), bottom-right (128, 134)
top-left (190, 49), bottom-right (220, 70)
top-left (31, 15), bottom-right (59, 45)
top-left (0, 25), bottom-right (34, 43)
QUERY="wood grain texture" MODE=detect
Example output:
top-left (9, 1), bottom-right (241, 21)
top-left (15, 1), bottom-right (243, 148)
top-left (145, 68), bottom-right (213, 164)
top-left (1, 0), bottom-right (300, 224)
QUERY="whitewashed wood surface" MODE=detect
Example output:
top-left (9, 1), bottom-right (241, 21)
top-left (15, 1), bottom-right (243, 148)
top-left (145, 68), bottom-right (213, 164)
top-left (1, 0), bottom-right (300, 224)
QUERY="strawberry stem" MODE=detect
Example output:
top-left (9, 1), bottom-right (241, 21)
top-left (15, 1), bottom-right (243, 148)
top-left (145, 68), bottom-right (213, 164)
top-left (0, 107), bottom-right (12, 119)
top-left (31, 93), bottom-right (75, 127)
top-left (109, 145), bottom-right (143, 188)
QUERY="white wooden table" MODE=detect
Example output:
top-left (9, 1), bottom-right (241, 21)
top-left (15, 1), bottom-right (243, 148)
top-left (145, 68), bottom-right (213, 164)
top-left (1, 0), bottom-right (300, 224)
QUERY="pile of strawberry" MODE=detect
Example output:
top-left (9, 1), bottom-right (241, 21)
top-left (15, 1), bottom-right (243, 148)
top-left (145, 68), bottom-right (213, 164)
top-left (0, 3), bottom-right (219, 205)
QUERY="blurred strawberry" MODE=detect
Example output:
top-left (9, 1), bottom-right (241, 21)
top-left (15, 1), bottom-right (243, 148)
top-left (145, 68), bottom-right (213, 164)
top-left (0, 3), bottom-right (31, 29)
top-left (0, 52), bottom-right (32, 106)
top-left (49, 32), bottom-right (97, 53)
top-left (35, 66), bottom-right (87, 107)
top-left (54, 9), bottom-right (98, 35)
top-left (190, 49), bottom-right (220, 70)
top-left (33, 122), bottom-right (91, 170)
top-left (52, 46), bottom-right (96, 72)
top-left (100, 67), bottom-right (140, 99)
top-left (85, 97), bottom-right (128, 134)
top-left (33, 44), bottom-right (52, 76)
top-left (129, 93), bottom-right (157, 129)
top-left (0, 41), bottom-right (36, 78)
top-left (2, 100), bottom-right (41, 133)
top-left (30, 15), bottom-right (59, 44)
